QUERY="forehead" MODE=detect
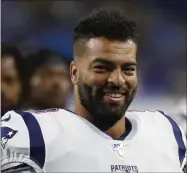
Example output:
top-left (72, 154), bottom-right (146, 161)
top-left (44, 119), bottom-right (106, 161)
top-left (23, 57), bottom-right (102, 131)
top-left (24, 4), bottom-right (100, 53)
top-left (84, 38), bottom-right (137, 63)
top-left (2, 56), bottom-right (19, 78)
top-left (2, 56), bottom-right (17, 70)
top-left (35, 64), bottom-right (68, 75)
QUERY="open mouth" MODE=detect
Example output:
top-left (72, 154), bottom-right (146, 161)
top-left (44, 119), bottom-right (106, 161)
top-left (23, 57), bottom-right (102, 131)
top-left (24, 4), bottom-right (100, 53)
top-left (103, 91), bottom-right (127, 103)
top-left (105, 93), bottom-right (124, 98)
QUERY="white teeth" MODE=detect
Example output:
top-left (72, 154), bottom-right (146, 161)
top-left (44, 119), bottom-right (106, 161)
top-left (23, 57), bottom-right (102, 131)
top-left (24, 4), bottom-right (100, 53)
top-left (106, 93), bottom-right (123, 98)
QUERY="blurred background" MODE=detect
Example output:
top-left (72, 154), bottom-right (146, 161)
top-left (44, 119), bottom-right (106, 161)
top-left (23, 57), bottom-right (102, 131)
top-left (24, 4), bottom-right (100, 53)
top-left (1, 0), bottom-right (186, 133)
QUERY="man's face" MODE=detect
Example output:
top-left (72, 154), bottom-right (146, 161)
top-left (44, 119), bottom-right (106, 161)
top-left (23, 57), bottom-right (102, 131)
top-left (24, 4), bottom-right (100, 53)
top-left (71, 38), bottom-right (138, 130)
top-left (1, 56), bottom-right (22, 113)
top-left (30, 64), bottom-right (71, 108)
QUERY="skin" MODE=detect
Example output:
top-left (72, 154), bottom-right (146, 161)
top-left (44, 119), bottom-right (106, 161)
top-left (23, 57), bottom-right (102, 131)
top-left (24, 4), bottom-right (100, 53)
top-left (70, 37), bottom-right (138, 138)
top-left (1, 56), bottom-right (22, 111)
top-left (29, 64), bottom-right (71, 109)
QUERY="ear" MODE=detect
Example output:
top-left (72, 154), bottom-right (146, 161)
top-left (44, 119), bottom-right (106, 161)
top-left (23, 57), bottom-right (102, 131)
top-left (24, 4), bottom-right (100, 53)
top-left (70, 61), bottom-right (78, 85)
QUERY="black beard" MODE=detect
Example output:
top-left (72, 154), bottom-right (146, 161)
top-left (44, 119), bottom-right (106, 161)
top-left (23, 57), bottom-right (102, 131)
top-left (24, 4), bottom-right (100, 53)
top-left (77, 77), bottom-right (137, 131)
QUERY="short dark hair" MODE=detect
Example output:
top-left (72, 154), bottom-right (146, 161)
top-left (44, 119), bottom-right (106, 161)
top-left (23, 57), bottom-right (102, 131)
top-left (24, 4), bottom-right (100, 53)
top-left (73, 8), bottom-right (138, 44)
top-left (26, 49), bottom-right (69, 78)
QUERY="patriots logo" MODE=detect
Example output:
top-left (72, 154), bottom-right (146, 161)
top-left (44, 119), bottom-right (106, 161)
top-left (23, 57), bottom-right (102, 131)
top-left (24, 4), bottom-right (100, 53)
top-left (1, 114), bottom-right (18, 149)
top-left (1, 127), bottom-right (18, 149)
top-left (113, 143), bottom-right (126, 157)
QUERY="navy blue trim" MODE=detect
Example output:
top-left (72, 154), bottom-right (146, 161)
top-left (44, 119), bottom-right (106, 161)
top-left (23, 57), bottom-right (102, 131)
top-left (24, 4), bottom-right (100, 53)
top-left (120, 118), bottom-right (132, 140)
top-left (15, 111), bottom-right (45, 168)
top-left (104, 118), bottom-right (132, 140)
top-left (158, 110), bottom-right (186, 165)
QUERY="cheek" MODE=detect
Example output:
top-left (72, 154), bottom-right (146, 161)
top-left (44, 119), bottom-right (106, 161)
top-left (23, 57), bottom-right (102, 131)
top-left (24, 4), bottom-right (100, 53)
top-left (84, 73), bottom-right (108, 86)
top-left (126, 75), bottom-right (138, 89)
top-left (61, 80), bottom-right (71, 92)
top-left (11, 83), bottom-right (22, 100)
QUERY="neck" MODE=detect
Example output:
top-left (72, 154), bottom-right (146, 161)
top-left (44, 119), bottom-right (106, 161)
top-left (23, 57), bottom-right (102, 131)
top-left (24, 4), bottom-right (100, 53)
top-left (74, 95), bottom-right (126, 138)
top-left (74, 96), bottom-right (93, 121)
top-left (106, 117), bottom-right (126, 138)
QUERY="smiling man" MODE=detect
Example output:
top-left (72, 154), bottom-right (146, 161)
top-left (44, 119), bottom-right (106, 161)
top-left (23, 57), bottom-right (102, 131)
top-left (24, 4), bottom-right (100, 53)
top-left (1, 8), bottom-right (186, 173)
top-left (72, 35), bottom-right (137, 132)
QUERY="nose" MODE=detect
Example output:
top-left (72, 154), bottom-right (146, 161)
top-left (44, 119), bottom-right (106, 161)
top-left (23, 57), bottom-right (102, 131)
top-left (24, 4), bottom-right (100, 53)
top-left (108, 69), bottom-right (125, 86)
top-left (51, 77), bottom-right (61, 88)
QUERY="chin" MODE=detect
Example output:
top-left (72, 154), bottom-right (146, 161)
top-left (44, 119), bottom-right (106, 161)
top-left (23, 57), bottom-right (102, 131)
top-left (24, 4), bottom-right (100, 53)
top-left (91, 105), bottom-right (125, 131)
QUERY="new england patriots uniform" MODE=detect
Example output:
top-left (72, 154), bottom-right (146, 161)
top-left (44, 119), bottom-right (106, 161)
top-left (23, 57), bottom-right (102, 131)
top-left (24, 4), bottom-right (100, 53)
top-left (1, 109), bottom-right (186, 172)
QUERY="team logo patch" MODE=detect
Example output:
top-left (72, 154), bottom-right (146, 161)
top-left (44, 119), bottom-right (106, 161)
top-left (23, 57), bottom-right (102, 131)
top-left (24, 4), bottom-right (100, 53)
top-left (1, 127), bottom-right (18, 149)
top-left (113, 143), bottom-right (127, 157)
top-left (1, 114), bottom-right (18, 149)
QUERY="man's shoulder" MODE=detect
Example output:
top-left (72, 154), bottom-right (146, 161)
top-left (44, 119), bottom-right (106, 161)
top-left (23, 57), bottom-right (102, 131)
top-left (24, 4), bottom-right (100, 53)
top-left (126, 109), bottom-right (185, 138)
top-left (127, 109), bottom-right (186, 165)
top-left (127, 109), bottom-right (176, 120)
top-left (2, 108), bottom-right (74, 124)
top-left (127, 109), bottom-right (164, 120)
top-left (1, 109), bottom-right (75, 149)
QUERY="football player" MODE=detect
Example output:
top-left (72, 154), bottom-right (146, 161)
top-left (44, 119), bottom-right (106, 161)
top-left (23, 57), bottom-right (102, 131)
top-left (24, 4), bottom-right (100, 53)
top-left (1, 8), bottom-right (186, 173)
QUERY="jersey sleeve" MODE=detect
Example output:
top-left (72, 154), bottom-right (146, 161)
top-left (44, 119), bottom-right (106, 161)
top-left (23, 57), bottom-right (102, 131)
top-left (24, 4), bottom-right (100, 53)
top-left (1, 111), bottom-right (30, 154)
top-left (1, 110), bottom-right (46, 171)
top-left (178, 125), bottom-right (187, 173)
top-left (157, 110), bottom-right (187, 171)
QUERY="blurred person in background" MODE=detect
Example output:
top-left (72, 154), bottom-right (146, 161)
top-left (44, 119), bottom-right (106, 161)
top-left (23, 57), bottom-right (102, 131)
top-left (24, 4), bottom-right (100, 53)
top-left (1, 44), bottom-right (27, 115)
top-left (24, 49), bottom-right (71, 110)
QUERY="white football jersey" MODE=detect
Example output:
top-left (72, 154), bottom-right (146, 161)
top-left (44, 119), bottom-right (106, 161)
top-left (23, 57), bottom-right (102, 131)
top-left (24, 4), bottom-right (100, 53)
top-left (1, 109), bottom-right (186, 172)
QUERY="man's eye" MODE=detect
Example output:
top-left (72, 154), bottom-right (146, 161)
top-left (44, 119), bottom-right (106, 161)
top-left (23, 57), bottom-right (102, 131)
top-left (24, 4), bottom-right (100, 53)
top-left (93, 65), bottom-right (111, 73)
top-left (94, 66), bottom-right (108, 70)
top-left (123, 67), bottom-right (135, 72)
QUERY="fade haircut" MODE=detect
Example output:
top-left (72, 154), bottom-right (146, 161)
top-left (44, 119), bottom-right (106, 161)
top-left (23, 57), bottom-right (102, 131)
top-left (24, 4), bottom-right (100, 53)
top-left (73, 8), bottom-right (138, 57)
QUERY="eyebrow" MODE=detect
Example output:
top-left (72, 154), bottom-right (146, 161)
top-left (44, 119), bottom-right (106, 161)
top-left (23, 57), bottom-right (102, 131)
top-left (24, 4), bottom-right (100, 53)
top-left (90, 58), bottom-right (137, 67)
top-left (90, 58), bottom-right (114, 66)
top-left (123, 62), bottom-right (137, 67)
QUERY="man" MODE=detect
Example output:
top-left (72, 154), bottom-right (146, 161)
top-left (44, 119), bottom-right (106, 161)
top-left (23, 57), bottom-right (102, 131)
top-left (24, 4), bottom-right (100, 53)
top-left (1, 44), bottom-right (27, 115)
top-left (24, 49), bottom-right (71, 109)
top-left (1, 9), bottom-right (186, 172)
